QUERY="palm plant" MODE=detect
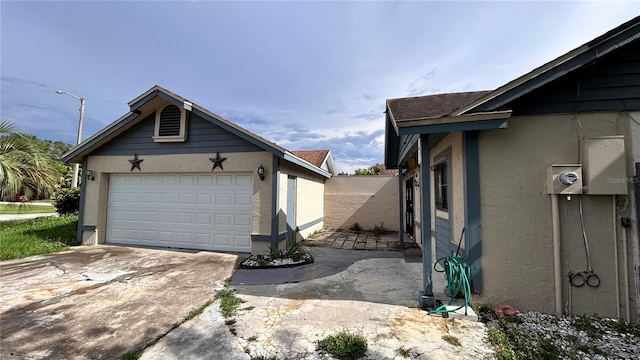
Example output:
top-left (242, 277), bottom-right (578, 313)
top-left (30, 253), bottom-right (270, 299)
top-left (0, 120), bottom-right (60, 201)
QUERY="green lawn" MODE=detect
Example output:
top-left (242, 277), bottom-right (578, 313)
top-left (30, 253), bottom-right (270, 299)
top-left (0, 203), bottom-right (56, 214)
top-left (0, 216), bottom-right (79, 260)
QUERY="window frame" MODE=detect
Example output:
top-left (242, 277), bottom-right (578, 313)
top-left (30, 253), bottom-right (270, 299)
top-left (433, 152), bottom-right (449, 211)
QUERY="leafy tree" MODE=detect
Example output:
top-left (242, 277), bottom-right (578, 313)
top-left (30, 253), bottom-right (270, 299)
top-left (353, 163), bottom-right (383, 176)
top-left (0, 120), bottom-right (65, 200)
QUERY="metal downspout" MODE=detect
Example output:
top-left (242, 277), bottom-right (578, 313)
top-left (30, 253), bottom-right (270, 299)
top-left (551, 194), bottom-right (562, 317)
top-left (613, 196), bottom-right (621, 319)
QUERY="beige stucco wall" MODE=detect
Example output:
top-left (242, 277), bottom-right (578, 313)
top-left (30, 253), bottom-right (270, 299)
top-left (295, 177), bottom-right (325, 238)
top-left (324, 176), bottom-right (399, 231)
top-left (477, 111), bottom-right (638, 321)
top-left (429, 132), bottom-right (466, 254)
top-left (82, 151), bottom-right (273, 246)
top-left (279, 161), bottom-right (327, 241)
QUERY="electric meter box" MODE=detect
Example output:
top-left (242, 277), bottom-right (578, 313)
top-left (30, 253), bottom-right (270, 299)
top-left (546, 164), bottom-right (583, 195)
top-left (581, 136), bottom-right (628, 195)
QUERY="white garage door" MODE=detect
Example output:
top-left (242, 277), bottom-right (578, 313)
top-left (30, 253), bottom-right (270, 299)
top-left (107, 173), bottom-right (252, 252)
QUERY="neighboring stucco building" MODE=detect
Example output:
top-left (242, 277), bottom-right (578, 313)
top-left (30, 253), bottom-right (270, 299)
top-left (63, 86), bottom-right (333, 255)
top-left (385, 16), bottom-right (640, 322)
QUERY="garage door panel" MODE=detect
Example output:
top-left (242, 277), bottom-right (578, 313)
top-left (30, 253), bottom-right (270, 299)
top-left (178, 175), bottom-right (194, 186)
top-left (196, 194), bottom-right (213, 205)
top-left (236, 235), bottom-right (250, 247)
top-left (216, 175), bottom-right (232, 186)
top-left (236, 175), bottom-right (252, 186)
top-left (236, 194), bottom-right (251, 206)
top-left (215, 194), bottom-right (232, 205)
top-left (215, 214), bottom-right (231, 225)
top-left (195, 233), bottom-right (211, 245)
top-left (108, 173), bottom-right (252, 252)
top-left (235, 214), bottom-right (251, 227)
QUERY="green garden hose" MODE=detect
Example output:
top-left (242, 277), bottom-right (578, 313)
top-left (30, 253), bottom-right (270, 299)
top-left (429, 255), bottom-right (472, 315)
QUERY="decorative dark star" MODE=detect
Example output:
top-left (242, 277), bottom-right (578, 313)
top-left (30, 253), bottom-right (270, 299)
top-left (209, 151), bottom-right (227, 171)
top-left (128, 153), bottom-right (144, 171)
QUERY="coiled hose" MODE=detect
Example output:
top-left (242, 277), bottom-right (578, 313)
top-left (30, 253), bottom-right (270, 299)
top-left (428, 255), bottom-right (472, 315)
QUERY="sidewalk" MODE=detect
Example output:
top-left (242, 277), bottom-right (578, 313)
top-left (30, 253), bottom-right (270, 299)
top-left (0, 201), bottom-right (58, 221)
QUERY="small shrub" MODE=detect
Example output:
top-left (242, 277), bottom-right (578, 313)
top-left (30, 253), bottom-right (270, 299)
top-left (349, 223), bottom-right (362, 233)
top-left (475, 303), bottom-right (495, 323)
top-left (372, 223), bottom-right (388, 237)
top-left (442, 335), bottom-right (461, 346)
top-left (247, 335), bottom-right (258, 342)
top-left (225, 318), bottom-right (237, 326)
top-left (215, 289), bottom-right (242, 318)
top-left (316, 331), bottom-right (367, 360)
top-left (118, 349), bottom-right (143, 360)
top-left (395, 346), bottom-right (411, 358)
top-left (54, 187), bottom-right (80, 215)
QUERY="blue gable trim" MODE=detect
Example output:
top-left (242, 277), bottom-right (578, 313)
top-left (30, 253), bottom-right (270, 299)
top-left (76, 157), bottom-right (88, 244)
top-left (297, 217), bottom-right (324, 232)
top-left (398, 119), bottom-right (507, 135)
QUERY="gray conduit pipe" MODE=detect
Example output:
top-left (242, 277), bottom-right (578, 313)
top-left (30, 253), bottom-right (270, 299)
top-left (551, 194), bottom-right (562, 317)
top-left (622, 223), bottom-right (631, 321)
top-left (613, 196), bottom-right (621, 319)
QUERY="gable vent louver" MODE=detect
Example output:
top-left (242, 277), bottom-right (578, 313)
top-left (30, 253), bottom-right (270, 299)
top-left (159, 105), bottom-right (182, 136)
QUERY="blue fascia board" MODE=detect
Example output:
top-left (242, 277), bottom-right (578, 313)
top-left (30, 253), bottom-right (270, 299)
top-left (398, 118), bottom-right (508, 135)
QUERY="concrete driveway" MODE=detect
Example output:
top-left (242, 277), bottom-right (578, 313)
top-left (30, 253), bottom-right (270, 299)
top-left (0, 245), bottom-right (245, 360)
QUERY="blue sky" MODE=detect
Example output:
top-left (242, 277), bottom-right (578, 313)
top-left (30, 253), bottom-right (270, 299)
top-left (1, 1), bottom-right (638, 173)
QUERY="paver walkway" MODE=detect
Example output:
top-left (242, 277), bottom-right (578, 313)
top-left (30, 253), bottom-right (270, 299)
top-left (303, 229), bottom-right (418, 251)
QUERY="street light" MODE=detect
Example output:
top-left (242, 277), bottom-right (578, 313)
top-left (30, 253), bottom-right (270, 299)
top-left (56, 90), bottom-right (85, 188)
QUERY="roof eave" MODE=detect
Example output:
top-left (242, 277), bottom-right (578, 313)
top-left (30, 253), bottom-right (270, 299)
top-left (396, 110), bottom-right (513, 128)
top-left (283, 152), bottom-right (332, 178)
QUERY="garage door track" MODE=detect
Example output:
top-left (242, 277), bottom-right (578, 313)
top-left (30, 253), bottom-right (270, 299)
top-left (0, 246), bottom-right (245, 360)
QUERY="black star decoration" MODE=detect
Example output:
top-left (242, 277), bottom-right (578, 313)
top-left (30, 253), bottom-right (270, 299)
top-left (129, 153), bottom-right (144, 171)
top-left (209, 151), bottom-right (227, 171)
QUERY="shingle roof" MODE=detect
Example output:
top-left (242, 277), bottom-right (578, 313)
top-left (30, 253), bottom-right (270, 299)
top-left (291, 150), bottom-right (330, 168)
top-left (379, 164), bottom-right (398, 176)
top-left (386, 91), bottom-right (491, 122)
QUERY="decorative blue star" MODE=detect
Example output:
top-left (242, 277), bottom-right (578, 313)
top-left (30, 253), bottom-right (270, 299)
top-left (209, 151), bottom-right (227, 170)
top-left (129, 153), bottom-right (144, 171)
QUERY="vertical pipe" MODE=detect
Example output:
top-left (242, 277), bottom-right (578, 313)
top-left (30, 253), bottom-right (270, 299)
top-left (398, 169), bottom-right (405, 248)
top-left (613, 196), bottom-right (621, 319)
top-left (419, 134), bottom-right (435, 308)
top-left (551, 194), bottom-right (562, 317)
top-left (622, 225), bottom-right (631, 321)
